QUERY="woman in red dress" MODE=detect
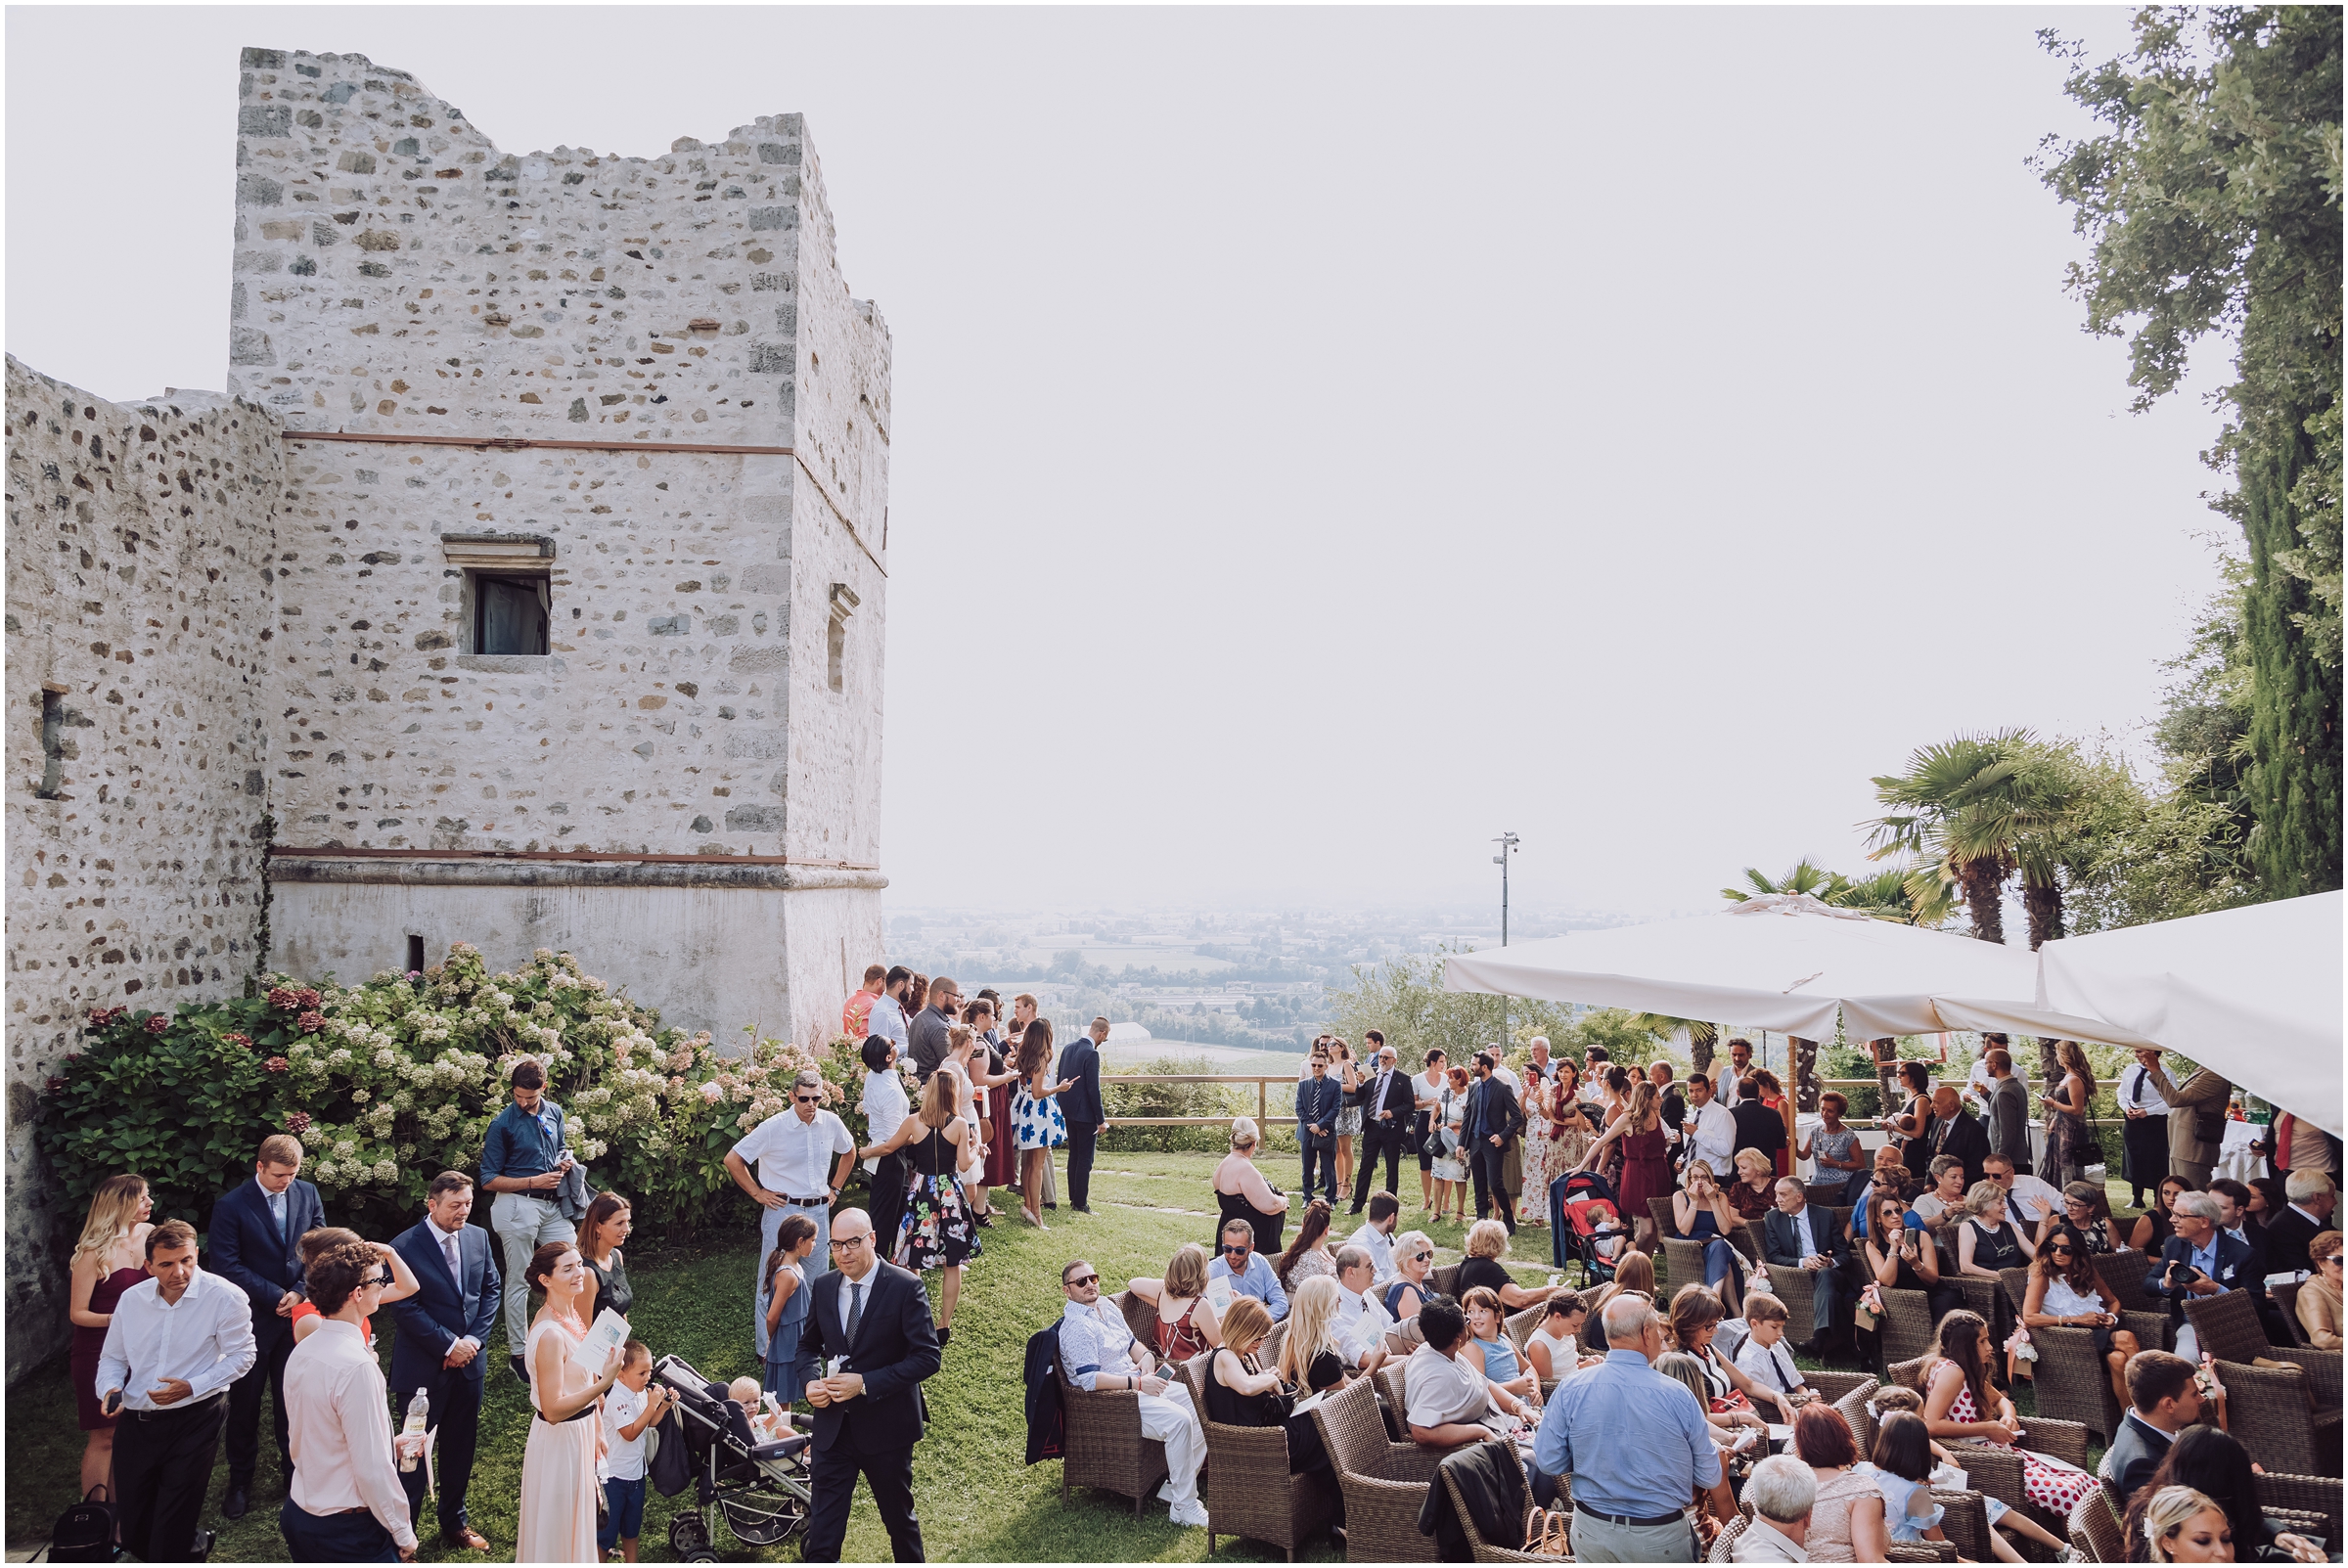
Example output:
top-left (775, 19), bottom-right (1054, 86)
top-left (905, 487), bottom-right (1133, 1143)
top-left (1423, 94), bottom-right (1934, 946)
top-left (68, 1174), bottom-right (156, 1500)
top-left (1754, 1068), bottom-right (1793, 1180)
top-left (1575, 1080), bottom-right (1671, 1254)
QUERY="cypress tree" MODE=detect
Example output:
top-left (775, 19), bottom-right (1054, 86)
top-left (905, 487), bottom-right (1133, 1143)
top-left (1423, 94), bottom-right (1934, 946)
top-left (2241, 405), bottom-right (2343, 892)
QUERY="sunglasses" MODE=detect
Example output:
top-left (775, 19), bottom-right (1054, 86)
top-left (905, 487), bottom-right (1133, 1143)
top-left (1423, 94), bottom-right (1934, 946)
top-left (794, 1095), bottom-right (823, 1105)
top-left (2048, 1244), bottom-right (2074, 1255)
top-left (1066, 1274), bottom-right (1100, 1288)
top-left (1220, 1243), bottom-right (1249, 1256)
top-left (2326, 1256), bottom-right (2344, 1268)
top-left (1410, 1251), bottom-right (1432, 1262)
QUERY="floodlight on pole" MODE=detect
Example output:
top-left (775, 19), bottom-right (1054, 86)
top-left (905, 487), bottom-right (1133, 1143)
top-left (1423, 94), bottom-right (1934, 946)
top-left (1493, 831), bottom-right (1519, 1056)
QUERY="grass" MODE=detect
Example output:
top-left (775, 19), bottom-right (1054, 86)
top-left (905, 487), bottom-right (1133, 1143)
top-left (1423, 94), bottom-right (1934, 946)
top-left (5, 1155), bottom-right (2110, 1561)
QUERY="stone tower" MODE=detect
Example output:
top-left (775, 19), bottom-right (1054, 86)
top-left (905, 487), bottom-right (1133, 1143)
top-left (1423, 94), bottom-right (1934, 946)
top-left (227, 47), bottom-right (889, 1048)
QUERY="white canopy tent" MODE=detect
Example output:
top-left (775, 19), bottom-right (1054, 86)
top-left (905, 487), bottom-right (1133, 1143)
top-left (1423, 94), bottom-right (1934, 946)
top-left (2029, 892), bottom-right (2339, 1138)
top-left (1441, 894), bottom-right (2154, 1047)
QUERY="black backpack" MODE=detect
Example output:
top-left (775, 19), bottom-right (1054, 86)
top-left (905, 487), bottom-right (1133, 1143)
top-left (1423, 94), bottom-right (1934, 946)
top-left (46, 1484), bottom-right (115, 1562)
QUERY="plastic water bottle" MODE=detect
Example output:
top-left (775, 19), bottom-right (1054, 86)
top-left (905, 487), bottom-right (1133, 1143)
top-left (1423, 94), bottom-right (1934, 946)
top-left (399, 1390), bottom-right (429, 1471)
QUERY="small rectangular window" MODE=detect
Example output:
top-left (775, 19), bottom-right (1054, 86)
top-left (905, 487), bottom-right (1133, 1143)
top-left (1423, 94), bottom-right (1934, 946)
top-left (36, 689), bottom-right (66, 799)
top-left (474, 574), bottom-right (550, 655)
top-left (405, 934), bottom-right (427, 974)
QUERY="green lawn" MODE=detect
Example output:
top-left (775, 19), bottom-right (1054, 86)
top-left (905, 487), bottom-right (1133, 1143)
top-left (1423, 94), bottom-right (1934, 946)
top-left (5, 1154), bottom-right (2098, 1561)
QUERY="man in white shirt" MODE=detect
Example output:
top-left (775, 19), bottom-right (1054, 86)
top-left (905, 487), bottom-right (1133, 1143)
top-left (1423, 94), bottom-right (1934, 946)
top-left (1524, 1037), bottom-right (1555, 1084)
top-left (1358, 1191), bottom-right (1402, 1284)
top-left (1685, 1073), bottom-right (1738, 1180)
top-left (1402, 1298), bottom-right (1522, 1447)
top-left (1982, 1152), bottom-right (2064, 1229)
top-left (726, 1069), bottom-right (858, 1348)
top-left (1717, 1040), bottom-right (1754, 1109)
top-left (281, 1241), bottom-right (422, 1561)
top-left (859, 1036), bottom-right (914, 1274)
top-left (1732, 1456), bottom-right (1815, 1563)
top-left (1058, 1260), bottom-right (1207, 1526)
top-left (1331, 1246), bottom-right (1395, 1370)
top-left (94, 1220), bottom-right (258, 1565)
top-left (867, 965), bottom-right (913, 1053)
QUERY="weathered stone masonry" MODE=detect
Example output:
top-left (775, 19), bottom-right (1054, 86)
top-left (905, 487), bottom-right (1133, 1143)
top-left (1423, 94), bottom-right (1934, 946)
top-left (4, 47), bottom-right (890, 1381)
top-left (3, 360), bottom-right (283, 1381)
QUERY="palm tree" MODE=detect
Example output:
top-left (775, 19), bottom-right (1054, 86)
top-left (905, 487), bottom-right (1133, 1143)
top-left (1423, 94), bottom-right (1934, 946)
top-left (1863, 731), bottom-right (2062, 946)
top-left (1722, 860), bottom-right (1952, 925)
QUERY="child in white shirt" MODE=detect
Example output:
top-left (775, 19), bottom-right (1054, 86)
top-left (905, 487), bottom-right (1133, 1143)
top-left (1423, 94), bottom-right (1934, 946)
top-left (600, 1341), bottom-right (669, 1562)
top-left (1730, 1293), bottom-right (1815, 1406)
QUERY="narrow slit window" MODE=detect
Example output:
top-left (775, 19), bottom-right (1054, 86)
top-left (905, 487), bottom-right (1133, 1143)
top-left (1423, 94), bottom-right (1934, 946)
top-left (405, 934), bottom-right (426, 974)
top-left (826, 616), bottom-right (846, 693)
top-left (474, 574), bottom-right (550, 655)
top-left (36, 690), bottom-right (66, 799)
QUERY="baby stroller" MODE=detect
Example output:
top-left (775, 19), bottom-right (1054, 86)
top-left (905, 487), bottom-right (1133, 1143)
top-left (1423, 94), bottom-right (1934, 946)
top-left (650, 1354), bottom-right (816, 1561)
top-left (1548, 1168), bottom-right (1626, 1284)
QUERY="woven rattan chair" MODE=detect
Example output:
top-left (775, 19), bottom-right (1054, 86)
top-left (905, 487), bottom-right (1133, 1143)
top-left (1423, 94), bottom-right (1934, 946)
top-left (2068, 1487), bottom-right (2126, 1563)
top-left (1995, 1266), bottom-right (2164, 1444)
top-left (1116, 1289), bottom-right (1160, 1347)
top-left (1435, 1440), bottom-right (1558, 1563)
top-left (1173, 1350), bottom-right (1333, 1561)
top-left (1503, 1303), bottom-right (1545, 1357)
top-left (1808, 1180), bottom-right (1851, 1211)
top-left (1308, 1373), bottom-right (1444, 1562)
top-left (2257, 1470), bottom-right (2343, 1547)
top-left (1753, 1205), bottom-right (1854, 1345)
top-left (2183, 1290), bottom-right (2343, 1473)
top-left (2272, 1278), bottom-right (2312, 1346)
top-left (1876, 1287), bottom-right (1943, 1367)
top-left (1431, 1265), bottom-right (1462, 1299)
top-left (1884, 1542), bottom-right (1958, 1562)
top-left (1831, 1377), bottom-right (1881, 1456)
top-left (1925, 1226), bottom-right (2007, 1330)
top-left (2093, 1248), bottom-right (2161, 1318)
top-left (1703, 1510), bottom-right (1750, 1563)
top-left (1882, 1355), bottom-right (2094, 1530)
top-left (1056, 1357), bottom-right (1169, 1517)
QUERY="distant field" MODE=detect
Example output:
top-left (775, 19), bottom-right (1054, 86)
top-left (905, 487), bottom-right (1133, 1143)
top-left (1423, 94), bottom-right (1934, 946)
top-left (1017, 944), bottom-right (1236, 972)
top-left (1104, 1041), bottom-right (1305, 1075)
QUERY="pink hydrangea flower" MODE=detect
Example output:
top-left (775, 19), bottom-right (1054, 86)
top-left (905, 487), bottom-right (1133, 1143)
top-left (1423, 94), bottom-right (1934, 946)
top-left (285, 1111), bottom-right (313, 1134)
top-left (223, 1033), bottom-right (253, 1051)
top-left (295, 988), bottom-right (323, 1010)
top-left (144, 1014), bottom-right (169, 1035)
top-left (264, 1056), bottom-right (291, 1074)
top-left (266, 987), bottom-right (298, 1011)
top-left (296, 1010), bottom-right (325, 1034)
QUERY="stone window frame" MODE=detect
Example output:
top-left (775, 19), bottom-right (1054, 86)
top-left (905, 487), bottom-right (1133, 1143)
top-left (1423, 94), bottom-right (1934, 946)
top-left (442, 532), bottom-right (558, 667)
top-left (827, 582), bottom-right (859, 695)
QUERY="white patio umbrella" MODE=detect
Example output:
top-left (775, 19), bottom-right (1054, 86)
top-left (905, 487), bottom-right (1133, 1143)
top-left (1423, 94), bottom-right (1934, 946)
top-left (1440, 893), bottom-right (2155, 1047)
top-left (2026, 892), bottom-right (2342, 1138)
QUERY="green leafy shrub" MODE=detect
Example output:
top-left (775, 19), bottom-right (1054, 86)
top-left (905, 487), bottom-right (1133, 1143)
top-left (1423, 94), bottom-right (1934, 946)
top-left (37, 943), bottom-right (842, 1245)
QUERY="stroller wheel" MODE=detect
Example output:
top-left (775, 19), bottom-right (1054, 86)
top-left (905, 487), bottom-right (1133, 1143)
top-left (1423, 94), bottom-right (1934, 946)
top-left (668, 1512), bottom-right (712, 1558)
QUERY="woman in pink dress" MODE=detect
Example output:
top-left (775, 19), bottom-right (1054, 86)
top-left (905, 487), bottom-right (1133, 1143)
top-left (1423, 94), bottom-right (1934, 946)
top-left (1918, 1310), bottom-right (2096, 1533)
top-left (68, 1174), bottom-right (155, 1500)
top-left (1575, 1080), bottom-right (1671, 1254)
top-left (518, 1241), bottom-right (625, 1564)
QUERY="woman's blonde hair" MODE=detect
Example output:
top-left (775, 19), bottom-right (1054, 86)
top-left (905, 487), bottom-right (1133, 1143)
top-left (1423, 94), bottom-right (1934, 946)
top-left (1685, 1159), bottom-right (1719, 1190)
top-left (1653, 1350), bottom-right (1710, 1407)
top-left (1280, 1275), bottom-right (1343, 1384)
top-left (1963, 1180), bottom-right (2006, 1218)
top-left (1392, 1231), bottom-right (1433, 1272)
top-left (1465, 1219), bottom-right (1511, 1260)
top-left (920, 1065), bottom-right (961, 1128)
top-left (1734, 1147), bottom-right (1774, 1179)
top-left (1220, 1295), bottom-right (1274, 1355)
top-left (2140, 1486), bottom-right (2227, 1563)
top-left (1229, 1117), bottom-right (1259, 1151)
top-left (1164, 1242), bottom-right (1209, 1299)
top-left (74, 1174), bottom-right (151, 1270)
top-left (947, 1022), bottom-right (973, 1053)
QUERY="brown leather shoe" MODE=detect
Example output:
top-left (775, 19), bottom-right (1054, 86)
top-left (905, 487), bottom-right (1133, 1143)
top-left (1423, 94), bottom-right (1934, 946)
top-left (445, 1527), bottom-right (490, 1551)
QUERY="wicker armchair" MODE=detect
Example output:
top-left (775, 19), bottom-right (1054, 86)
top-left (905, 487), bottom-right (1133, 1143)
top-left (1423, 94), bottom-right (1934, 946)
top-left (1115, 1289), bottom-right (1160, 1347)
top-left (2272, 1278), bottom-right (2312, 1346)
top-left (1431, 1265), bottom-right (1463, 1299)
top-left (1056, 1353), bottom-right (1169, 1516)
top-left (1436, 1440), bottom-right (1559, 1563)
top-left (1503, 1303), bottom-right (1545, 1356)
top-left (1308, 1373), bottom-right (1445, 1563)
top-left (1170, 1351), bottom-right (1333, 1561)
top-left (1925, 1226), bottom-right (2007, 1328)
top-left (1831, 1377), bottom-right (1881, 1456)
top-left (1704, 1511), bottom-right (1750, 1562)
top-left (1995, 1266), bottom-right (2165, 1444)
top-left (2182, 1290), bottom-right (2343, 1474)
top-left (2093, 1248), bottom-right (2162, 1318)
top-left (1885, 1543), bottom-right (1958, 1563)
top-left (1757, 1210), bottom-right (1854, 1348)
top-left (1876, 1287), bottom-right (1944, 1367)
top-left (1882, 1355), bottom-right (2094, 1531)
top-left (2257, 1470), bottom-right (2343, 1548)
top-left (2068, 1488), bottom-right (2125, 1563)
top-left (1807, 1180), bottom-right (1851, 1211)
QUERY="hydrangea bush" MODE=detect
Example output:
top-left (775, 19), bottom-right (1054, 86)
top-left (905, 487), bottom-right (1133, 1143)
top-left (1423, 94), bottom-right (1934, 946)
top-left (38, 944), bottom-right (861, 1244)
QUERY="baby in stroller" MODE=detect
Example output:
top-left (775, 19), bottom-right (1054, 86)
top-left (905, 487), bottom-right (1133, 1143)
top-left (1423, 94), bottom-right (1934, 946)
top-left (650, 1354), bottom-right (817, 1560)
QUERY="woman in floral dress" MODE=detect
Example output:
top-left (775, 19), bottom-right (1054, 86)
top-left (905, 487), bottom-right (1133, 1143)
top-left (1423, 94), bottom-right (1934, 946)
top-left (1919, 1310), bottom-right (2096, 1525)
top-left (860, 1068), bottom-right (978, 1342)
top-left (1012, 1019), bottom-right (1071, 1228)
top-left (1516, 1069), bottom-right (1558, 1226)
top-left (2041, 1040), bottom-right (2096, 1189)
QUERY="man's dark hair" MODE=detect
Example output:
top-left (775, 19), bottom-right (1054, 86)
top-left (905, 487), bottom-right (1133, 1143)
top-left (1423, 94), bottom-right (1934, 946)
top-left (512, 1059), bottom-right (546, 1091)
top-left (2208, 1177), bottom-right (2254, 1211)
top-left (1061, 1258), bottom-right (1094, 1286)
top-left (1365, 1029), bottom-right (1384, 1047)
top-left (1688, 1072), bottom-right (1710, 1092)
top-left (1418, 1295), bottom-right (1468, 1353)
top-left (1473, 1052), bottom-right (1495, 1073)
top-left (1738, 1077), bottom-right (1760, 1098)
top-left (146, 1218), bottom-right (198, 1259)
top-left (305, 1240), bottom-right (381, 1317)
top-left (884, 964), bottom-right (913, 988)
top-left (860, 1035), bottom-right (895, 1070)
top-left (1729, 1037), bottom-right (1752, 1054)
top-left (1368, 1191), bottom-right (1400, 1224)
top-left (2126, 1350), bottom-right (2198, 1412)
top-left (1585, 1047), bottom-right (1609, 1064)
top-left (1984, 1048), bottom-right (2012, 1074)
top-left (427, 1170), bottom-right (473, 1201)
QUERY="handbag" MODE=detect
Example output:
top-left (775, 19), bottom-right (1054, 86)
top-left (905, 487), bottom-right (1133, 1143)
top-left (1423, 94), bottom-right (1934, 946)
top-left (45, 1485), bottom-right (115, 1563)
top-left (1522, 1505), bottom-right (1571, 1556)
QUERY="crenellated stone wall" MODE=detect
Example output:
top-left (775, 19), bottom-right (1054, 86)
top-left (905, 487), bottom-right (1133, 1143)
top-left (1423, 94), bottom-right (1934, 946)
top-left (2, 357), bottom-right (283, 1381)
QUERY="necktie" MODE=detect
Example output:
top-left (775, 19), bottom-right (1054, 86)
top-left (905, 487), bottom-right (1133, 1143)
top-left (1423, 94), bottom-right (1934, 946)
top-left (1770, 1351), bottom-right (1796, 1394)
top-left (2131, 1067), bottom-right (2146, 1108)
top-left (443, 1230), bottom-right (463, 1287)
top-left (844, 1278), bottom-right (864, 1345)
top-left (269, 1187), bottom-right (286, 1240)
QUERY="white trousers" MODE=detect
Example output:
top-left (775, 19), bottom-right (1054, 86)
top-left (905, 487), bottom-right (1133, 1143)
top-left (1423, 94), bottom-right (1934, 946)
top-left (1135, 1383), bottom-right (1204, 1509)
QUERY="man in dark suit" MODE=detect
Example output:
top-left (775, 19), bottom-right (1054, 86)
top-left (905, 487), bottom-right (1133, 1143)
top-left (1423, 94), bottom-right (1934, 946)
top-left (2100, 1351), bottom-right (2208, 1505)
top-left (1350, 1036), bottom-right (1418, 1212)
top-left (797, 1208), bottom-right (941, 1563)
top-left (1057, 1018), bottom-right (1106, 1215)
top-left (2145, 1189), bottom-right (2256, 1359)
top-left (2209, 1178), bottom-right (2295, 1344)
top-left (209, 1132), bottom-right (325, 1520)
top-left (1762, 1176), bottom-right (1863, 1364)
top-left (1295, 1051), bottom-right (1343, 1205)
top-left (2262, 1170), bottom-right (2336, 1277)
top-left (1730, 1079), bottom-right (1787, 1174)
top-left (1464, 1051), bottom-right (1524, 1233)
top-left (1924, 1086), bottom-right (1991, 1191)
top-left (386, 1171), bottom-right (501, 1552)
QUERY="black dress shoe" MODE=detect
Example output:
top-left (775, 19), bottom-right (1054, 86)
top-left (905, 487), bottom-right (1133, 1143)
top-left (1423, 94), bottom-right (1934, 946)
top-left (221, 1486), bottom-right (250, 1521)
top-left (511, 1353), bottom-right (531, 1386)
top-left (1070, 1205), bottom-right (1094, 1215)
top-left (1045, 1202), bottom-right (1058, 1210)
top-left (191, 1527), bottom-right (217, 1560)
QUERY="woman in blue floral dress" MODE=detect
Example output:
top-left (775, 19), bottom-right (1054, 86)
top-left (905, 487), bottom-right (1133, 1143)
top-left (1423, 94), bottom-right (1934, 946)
top-left (1012, 1019), bottom-right (1072, 1229)
top-left (859, 1067), bottom-right (978, 1343)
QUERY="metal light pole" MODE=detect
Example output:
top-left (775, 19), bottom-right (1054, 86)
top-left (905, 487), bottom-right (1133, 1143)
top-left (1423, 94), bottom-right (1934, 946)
top-left (1493, 832), bottom-right (1519, 1052)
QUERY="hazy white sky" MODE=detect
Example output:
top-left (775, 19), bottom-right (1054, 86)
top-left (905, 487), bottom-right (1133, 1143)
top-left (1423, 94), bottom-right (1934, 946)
top-left (7, 7), bottom-right (2234, 918)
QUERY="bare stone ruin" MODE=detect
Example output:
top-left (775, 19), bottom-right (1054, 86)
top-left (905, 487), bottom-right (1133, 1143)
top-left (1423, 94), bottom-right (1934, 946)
top-left (4, 47), bottom-right (890, 1380)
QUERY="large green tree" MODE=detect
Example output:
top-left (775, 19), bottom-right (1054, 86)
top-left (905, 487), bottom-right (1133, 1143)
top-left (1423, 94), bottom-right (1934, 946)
top-left (2036, 6), bottom-right (2342, 896)
top-left (1864, 731), bottom-right (2075, 945)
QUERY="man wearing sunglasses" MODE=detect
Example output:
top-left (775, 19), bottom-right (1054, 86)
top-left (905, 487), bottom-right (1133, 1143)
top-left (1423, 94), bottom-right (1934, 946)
top-left (1056, 1259), bottom-right (1207, 1527)
top-left (1205, 1219), bottom-right (1289, 1322)
top-left (726, 1069), bottom-right (858, 1354)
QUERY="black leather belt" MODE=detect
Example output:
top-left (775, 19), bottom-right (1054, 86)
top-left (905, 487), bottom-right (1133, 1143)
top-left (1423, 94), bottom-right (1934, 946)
top-left (534, 1403), bottom-right (599, 1424)
top-left (128, 1394), bottom-right (227, 1421)
top-left (1574, 1504), bottom-right (1688, 1529)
